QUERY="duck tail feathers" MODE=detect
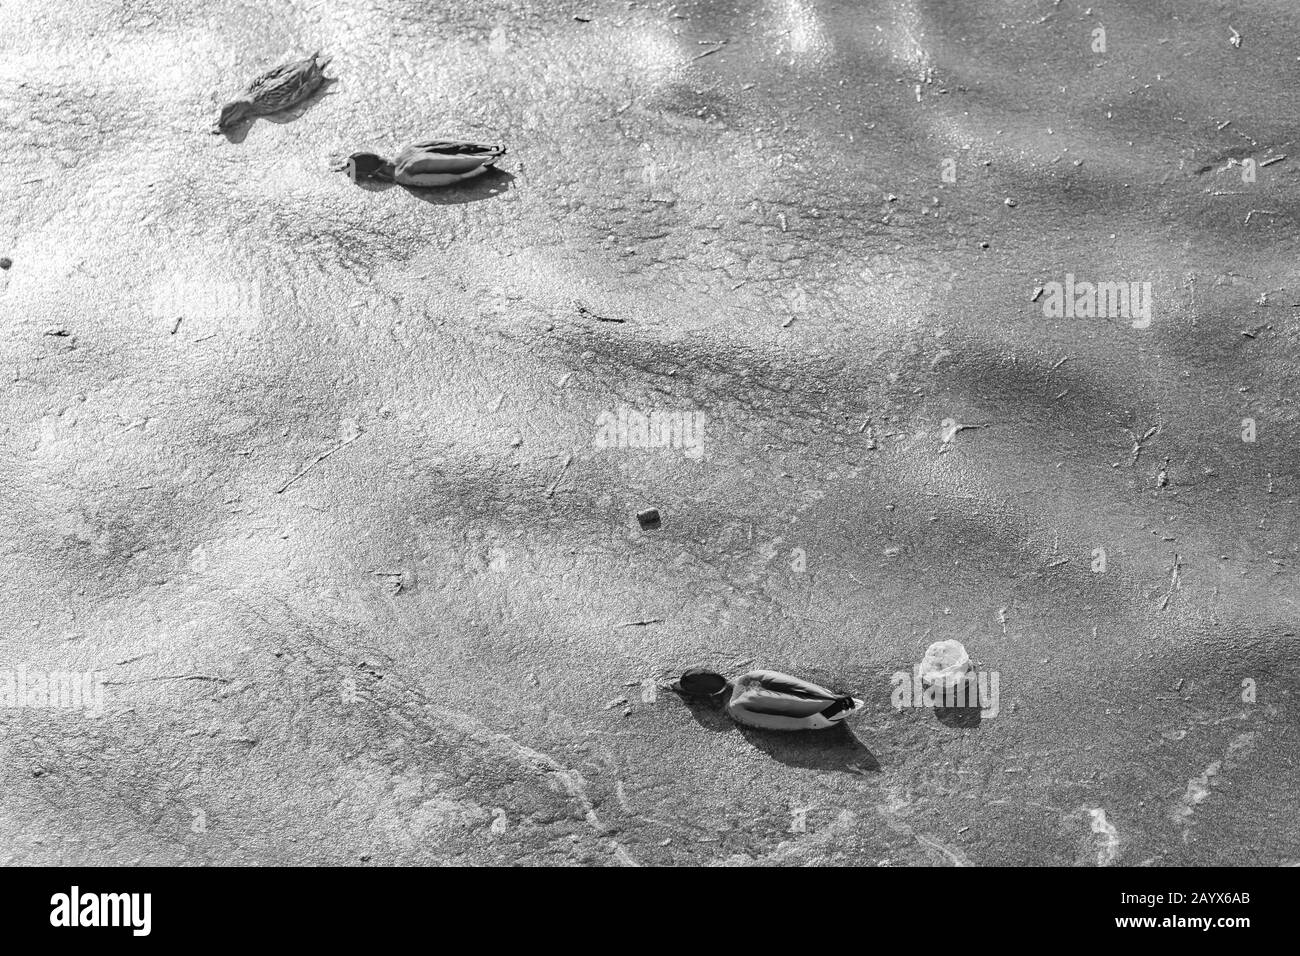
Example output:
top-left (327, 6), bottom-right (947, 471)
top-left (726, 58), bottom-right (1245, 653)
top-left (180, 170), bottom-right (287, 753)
top-left (820, 695), bottom-right (863, 721)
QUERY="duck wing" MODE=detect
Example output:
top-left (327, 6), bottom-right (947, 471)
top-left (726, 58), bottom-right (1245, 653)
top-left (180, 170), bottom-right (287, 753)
top-left (730, 670), bottom-right (845, 719)
top-left (245, 53), bottom-right (328, 110)
top-left (396, 140), bottom-right (506, 176)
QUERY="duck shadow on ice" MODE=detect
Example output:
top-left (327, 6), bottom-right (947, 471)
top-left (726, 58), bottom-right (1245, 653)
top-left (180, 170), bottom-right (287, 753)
top-left (219, 82), bottom-right (339, 144)
top-left (350, 167), bottom-right (515, 205)
top-left (934, 704), bottom-right (983, 729)
top-left (675, 690), bottom-right (881, 775)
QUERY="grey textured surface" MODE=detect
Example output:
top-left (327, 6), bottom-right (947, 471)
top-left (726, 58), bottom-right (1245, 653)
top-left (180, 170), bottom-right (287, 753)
top-left (1, 0), bottom-right (1297, 865)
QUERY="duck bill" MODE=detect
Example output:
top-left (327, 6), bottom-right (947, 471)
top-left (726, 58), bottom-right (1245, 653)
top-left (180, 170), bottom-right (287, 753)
top-left (216, 103), bottom-right (249, 131)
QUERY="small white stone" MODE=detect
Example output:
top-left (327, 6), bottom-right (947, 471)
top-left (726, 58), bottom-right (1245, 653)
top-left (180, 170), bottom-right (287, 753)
top-left (919, 639), bottom-right (972, 689)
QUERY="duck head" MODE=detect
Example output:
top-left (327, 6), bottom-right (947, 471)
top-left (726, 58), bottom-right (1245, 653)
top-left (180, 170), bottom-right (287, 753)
top-left (678, 668), bottom-right (728, 696)
top-left (344, 152), bottom-right (394, 183)
top-left (216, 99), bottom-right (253, 132)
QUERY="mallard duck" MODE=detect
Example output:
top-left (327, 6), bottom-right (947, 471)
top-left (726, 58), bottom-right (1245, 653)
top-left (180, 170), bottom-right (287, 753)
top-left (216, 52), bottom-right (332, 131)
top-left (343, 140), bottom-right (506, 187)
top-left (678, 668), bottom-right (864, 731)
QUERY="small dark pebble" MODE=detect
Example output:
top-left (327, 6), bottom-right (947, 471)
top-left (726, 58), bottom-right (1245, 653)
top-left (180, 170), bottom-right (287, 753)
top-left (32, 768), bottom-right (45, 777)
top-left (0, 257), bottom-right (11, 269)
top-left (637, 508), bottom-right (661, 530)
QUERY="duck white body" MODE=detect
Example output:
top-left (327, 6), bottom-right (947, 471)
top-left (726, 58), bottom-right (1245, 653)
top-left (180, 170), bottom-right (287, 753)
top-left (724, 670), bottom-right (864, 731)
top-left (343, 140), bottom-right (506, 188)
top-left (390, 140), bottom-right (505, 186)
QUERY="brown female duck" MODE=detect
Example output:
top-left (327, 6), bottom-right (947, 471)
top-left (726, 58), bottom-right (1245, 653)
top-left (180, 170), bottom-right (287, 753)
top-left (216, 52), bottom-right (332, 131)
